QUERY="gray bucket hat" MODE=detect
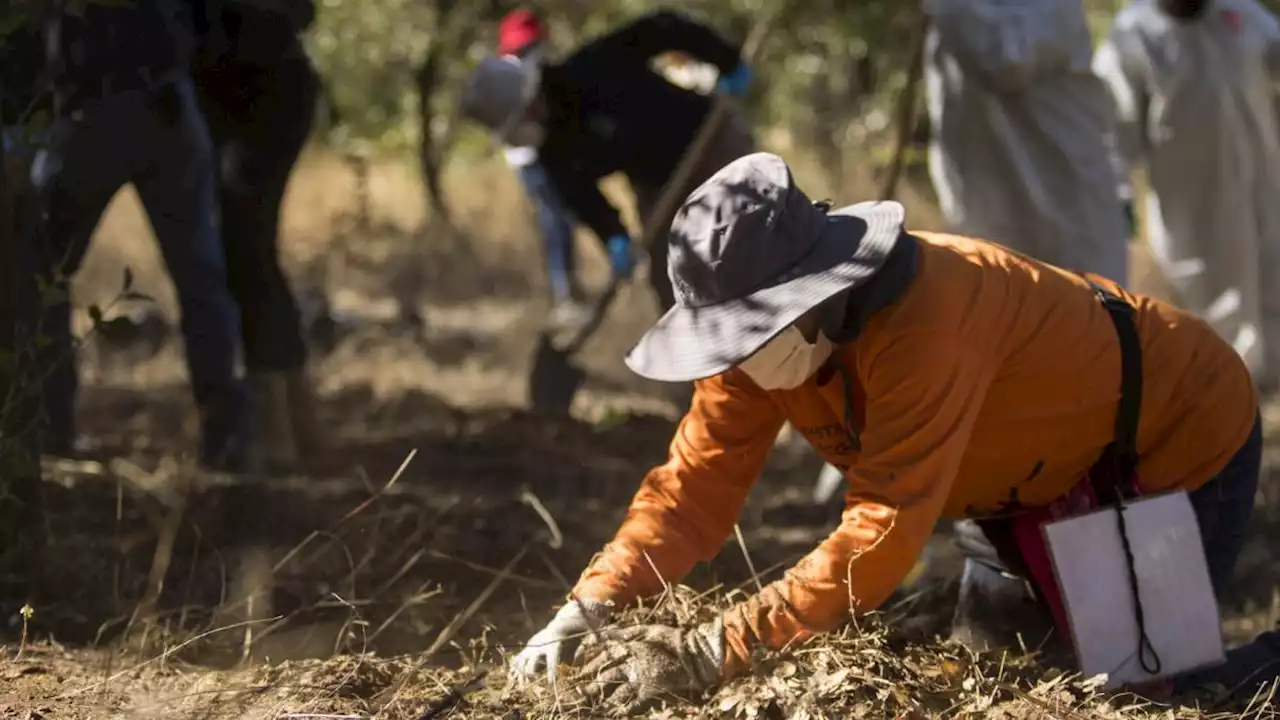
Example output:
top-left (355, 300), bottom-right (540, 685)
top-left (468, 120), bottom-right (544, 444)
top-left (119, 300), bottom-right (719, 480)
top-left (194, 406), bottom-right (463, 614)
top-left (459, 55), bottom-right (541, 142)
top-left (625, 152), bottom-right (906, 382)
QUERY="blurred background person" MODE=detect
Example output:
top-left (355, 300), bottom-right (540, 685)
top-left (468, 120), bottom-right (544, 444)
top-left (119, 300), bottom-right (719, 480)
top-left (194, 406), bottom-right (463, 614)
top-left (923, 0), bottom-right (1131, 283)
top-left (492, 8), bottom-right (586, 330)
top-left (193, 0), bottom-right (326, 472)
top-left (1094, 0), bottom-right (1280, 393)
top-left (460, 8), bottom-right (757, 315)
top-left (919, 0), bottom-right (1139, 653)
top-left (25, 0), bottom-right (254, 471)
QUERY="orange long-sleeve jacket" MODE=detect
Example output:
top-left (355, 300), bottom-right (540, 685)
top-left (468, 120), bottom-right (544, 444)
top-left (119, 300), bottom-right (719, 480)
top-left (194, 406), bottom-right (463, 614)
top-left (571, 231), bottom-right (1258, 676)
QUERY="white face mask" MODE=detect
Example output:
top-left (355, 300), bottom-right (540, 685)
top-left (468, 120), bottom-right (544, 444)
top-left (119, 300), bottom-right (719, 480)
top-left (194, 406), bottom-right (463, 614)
top-left (739, 326), bottom-right (833, 390)
top-left (506, 119), bottom-right (545, 149)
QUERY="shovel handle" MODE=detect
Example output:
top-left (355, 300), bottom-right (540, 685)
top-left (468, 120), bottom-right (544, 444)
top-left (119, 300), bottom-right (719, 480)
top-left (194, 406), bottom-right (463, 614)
top-left (559, 277), bottom-right (622, 355)
top-left (557, 7), bottom-right (787, 359)
top-left (637, 95), bottom-right (733, 254)
top-left (878, 14), bottom-right (928, 203)
top-left (637, 7), bottom-right (787, 253)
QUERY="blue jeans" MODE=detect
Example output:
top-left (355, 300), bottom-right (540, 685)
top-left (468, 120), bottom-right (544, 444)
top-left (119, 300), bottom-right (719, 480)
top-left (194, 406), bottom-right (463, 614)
top-left (25, 77), bottom-right (250, 461)
top-left (1174, 413), bottom-right (1280, 695)
top-left (515, 161), bottom-right (577, 303)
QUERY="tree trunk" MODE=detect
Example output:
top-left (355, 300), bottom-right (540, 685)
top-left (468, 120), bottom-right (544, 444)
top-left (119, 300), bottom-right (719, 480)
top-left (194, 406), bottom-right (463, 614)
top-left (0, 99), bottom-right (47, 610)
top-left (415, 43), bottom-right (452, 229)
top-left (413, 0), bottom-right (509, 230)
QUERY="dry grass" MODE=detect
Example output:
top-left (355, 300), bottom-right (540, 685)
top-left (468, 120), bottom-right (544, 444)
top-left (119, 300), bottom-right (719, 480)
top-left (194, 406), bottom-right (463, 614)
top-left (0, 145), bottom-right (1267, 719)
top-left (14, 586), bottom-right (1275, 719)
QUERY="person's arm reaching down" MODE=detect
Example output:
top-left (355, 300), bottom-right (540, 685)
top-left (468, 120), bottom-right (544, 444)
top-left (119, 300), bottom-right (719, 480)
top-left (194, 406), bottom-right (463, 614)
top-left (511, 368), bottom-right (783, 685)
top-left (718, 334), bottom-right (994, 675)
top-left (572, 369), bottom-right (787, 607)
top-left (583, 8), bottom-right (743, 76)
top-left (926, 0), bottom-right (1088, 93)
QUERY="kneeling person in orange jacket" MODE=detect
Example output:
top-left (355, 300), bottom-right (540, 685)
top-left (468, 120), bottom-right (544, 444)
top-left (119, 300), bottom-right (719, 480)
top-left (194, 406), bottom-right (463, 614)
top-left (509, 152), bottom-right (1275, 707)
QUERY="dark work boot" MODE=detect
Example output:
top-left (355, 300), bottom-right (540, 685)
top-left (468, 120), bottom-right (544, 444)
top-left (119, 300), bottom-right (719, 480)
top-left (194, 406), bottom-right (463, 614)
top-left (246, 370), bottom-right (298, 475)
top-left (285, 368), bottom-right (326, 465)
top-left (949, 520), bottom-right (1057, 653)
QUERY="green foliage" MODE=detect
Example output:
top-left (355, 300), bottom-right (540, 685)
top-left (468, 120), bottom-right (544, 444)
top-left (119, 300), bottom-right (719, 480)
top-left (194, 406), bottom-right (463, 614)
top-left (301, 0), bottom-right (930, 163)
top-left (0, 8), bottom-right (26, 42)
top-left (302, 0), bottom-right (1280, 163)
top-left (307, 0), bottom-right (438, 152)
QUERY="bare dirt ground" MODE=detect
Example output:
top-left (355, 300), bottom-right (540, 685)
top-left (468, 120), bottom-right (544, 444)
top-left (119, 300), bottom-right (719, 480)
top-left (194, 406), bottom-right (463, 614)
top-left (2, 149), bottom-right (1278, 719)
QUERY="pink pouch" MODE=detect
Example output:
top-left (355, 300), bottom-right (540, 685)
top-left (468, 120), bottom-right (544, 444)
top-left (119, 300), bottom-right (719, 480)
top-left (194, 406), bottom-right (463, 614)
top-left (1008, 474), bottom-right (1144, 649)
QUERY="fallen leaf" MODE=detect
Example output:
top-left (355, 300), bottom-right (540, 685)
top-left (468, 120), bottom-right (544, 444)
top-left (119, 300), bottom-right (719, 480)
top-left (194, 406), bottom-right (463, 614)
top-left (1081, 673), bottom-right (1109, 691)
top-left (719, 693), bottom-right (744, 713)
top-left (815, 667), bottom-right (850, 694)
top-left (940, 659), bottom-right (965, 681)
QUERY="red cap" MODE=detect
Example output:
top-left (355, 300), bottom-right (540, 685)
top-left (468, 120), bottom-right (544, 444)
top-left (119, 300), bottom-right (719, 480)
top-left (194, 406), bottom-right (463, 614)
top-left (497, 9), bottom-right (544, 56)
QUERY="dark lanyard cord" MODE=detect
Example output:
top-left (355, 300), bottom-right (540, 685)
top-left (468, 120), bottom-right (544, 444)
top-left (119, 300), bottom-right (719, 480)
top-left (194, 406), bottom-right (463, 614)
top-left (1090, 279), bottom-right (1164, 677)
top-left (1113, 498), bottom-right (1162, 675)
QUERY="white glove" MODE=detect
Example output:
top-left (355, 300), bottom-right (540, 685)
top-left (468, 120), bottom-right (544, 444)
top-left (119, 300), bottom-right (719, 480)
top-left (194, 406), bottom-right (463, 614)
top-left (509, 597), bottom-right (613, 685)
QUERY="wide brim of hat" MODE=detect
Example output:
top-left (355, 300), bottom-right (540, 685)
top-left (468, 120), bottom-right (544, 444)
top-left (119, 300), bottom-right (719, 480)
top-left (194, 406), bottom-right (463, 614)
top-left (625, 200), bottom-right (905, 383)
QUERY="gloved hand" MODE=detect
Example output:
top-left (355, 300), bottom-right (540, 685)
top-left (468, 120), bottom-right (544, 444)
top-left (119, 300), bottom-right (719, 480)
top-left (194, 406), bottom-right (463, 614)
top-left (1121, 200), bottom-right (1137, 237)
top-left (572, 618), bottom-right (725, 713)
top-left (606, 233), bottom-right (635, 280)
top-left (509, 598), bottom-right (613, 685)
top-left (2, 126), bottom-right (46, 159)
top-left (716, 63), bottom-right (753, 97)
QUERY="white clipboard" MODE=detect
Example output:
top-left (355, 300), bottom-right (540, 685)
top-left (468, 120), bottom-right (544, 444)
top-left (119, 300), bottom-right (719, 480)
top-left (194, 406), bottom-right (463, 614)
top-left (1042, 492), bottom-right (1225, 689)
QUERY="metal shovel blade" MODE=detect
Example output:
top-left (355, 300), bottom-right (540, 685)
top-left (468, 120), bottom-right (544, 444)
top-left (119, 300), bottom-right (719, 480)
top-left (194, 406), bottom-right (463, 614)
top-left (528, 332), bottom-right (587, 414)
top-left (527, 280), bottom-right (622, 414)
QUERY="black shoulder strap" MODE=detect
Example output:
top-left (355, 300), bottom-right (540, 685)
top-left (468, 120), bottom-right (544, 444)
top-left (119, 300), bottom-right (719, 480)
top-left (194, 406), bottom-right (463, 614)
top-left (1088, 279), bottom-right (1164, 675)
top-left (1088, 281), bottom-right (1143, 505)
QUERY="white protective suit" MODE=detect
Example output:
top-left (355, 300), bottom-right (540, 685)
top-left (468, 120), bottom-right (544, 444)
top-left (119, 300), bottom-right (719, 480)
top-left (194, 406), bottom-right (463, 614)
top-left (1093, 0), bottom-right (1280, 383)
top-left (924, 0), bottom-right (1132, 283)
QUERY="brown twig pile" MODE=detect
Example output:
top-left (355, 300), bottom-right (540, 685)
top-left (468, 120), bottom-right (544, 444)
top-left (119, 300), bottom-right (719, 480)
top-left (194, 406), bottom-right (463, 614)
top-left (187, 584), bottom-right (1272, 720)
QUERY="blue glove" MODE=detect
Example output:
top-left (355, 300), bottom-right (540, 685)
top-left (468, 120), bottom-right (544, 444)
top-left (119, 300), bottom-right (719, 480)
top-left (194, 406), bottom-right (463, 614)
top-left (716, 63), bottom-right (752, 97)
top-left (606, 233), bottom-right (634, 280)
top-left (2, 126), bottom-right (47, 159)
top-left (1121, 200), bottom-right (1136, 237)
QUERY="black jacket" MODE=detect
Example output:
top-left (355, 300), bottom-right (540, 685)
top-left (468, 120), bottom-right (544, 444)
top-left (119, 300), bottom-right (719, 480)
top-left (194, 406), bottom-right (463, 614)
top-left (48, 0), bottom-right (195, 111)
top-left (192, 0), bottom-right (318, 131)
top-left (536, 10), bottom-right (743, 242)
top-left (195, 0), bottom-right (315, 67)
top-left (0, 24), bottom-right (47, 126)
